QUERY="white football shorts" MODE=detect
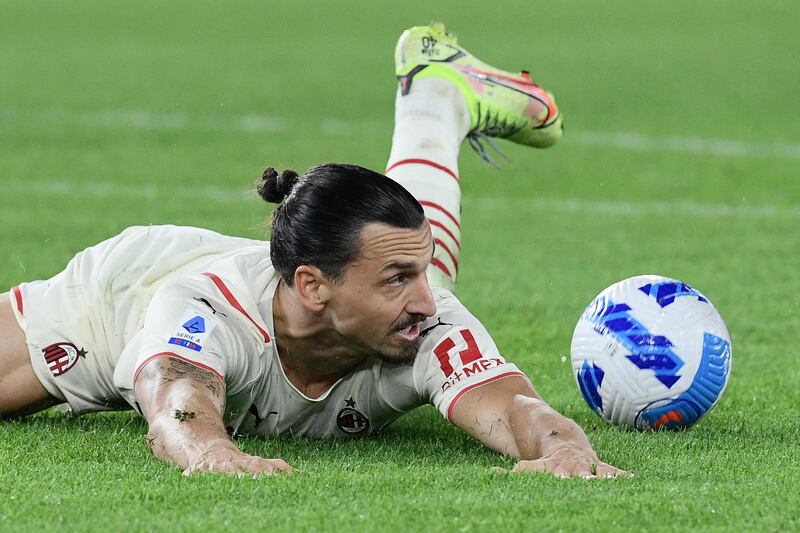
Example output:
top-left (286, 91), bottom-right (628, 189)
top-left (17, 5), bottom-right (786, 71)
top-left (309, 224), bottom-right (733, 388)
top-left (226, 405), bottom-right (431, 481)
top-left (10, 225), bottom-right (262, 414)
top-left (11, 236), bottom-right (131, 414)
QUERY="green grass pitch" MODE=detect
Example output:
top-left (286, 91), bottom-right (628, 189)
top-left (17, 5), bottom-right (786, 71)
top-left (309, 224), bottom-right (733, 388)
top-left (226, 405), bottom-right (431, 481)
top-left (1, 0), bottom-right (799, 530)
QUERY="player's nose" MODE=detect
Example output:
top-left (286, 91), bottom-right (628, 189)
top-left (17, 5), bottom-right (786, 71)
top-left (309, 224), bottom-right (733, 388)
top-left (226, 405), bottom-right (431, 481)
top-left (407, 274), bottom-right (436, 318)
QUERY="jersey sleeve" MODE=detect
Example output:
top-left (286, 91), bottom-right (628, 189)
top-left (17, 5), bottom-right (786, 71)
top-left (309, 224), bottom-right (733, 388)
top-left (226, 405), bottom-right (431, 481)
top-left (412, 289), bottom-right (527, 420)
top-left (115, 278), bottom-right (265, 398)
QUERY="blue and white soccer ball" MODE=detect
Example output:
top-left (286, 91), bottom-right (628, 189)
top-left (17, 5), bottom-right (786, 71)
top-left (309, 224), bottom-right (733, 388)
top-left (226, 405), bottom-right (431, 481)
top-left (570, 275), bottom-right (732, 430)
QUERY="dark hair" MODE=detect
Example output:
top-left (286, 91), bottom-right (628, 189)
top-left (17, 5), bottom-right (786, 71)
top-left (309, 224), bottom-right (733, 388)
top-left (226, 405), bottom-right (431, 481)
top-left (256, 163), bottom-right (425, 286)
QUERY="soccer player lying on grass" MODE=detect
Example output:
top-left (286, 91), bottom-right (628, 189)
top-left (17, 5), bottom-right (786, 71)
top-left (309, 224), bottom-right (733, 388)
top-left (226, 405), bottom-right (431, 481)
top-left (0, 24), bottom-right (629, 479)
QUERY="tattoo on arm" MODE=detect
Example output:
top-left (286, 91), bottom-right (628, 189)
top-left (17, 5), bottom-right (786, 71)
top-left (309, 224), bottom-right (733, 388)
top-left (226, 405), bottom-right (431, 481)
top-left (166, 358), bottom-right (213, 380)
top-left (163, 359), bottom-right (223, 398)
top-left (135, 356), bottom-right (225, 417)
top-left (205, 381), bottom-right (221, 396)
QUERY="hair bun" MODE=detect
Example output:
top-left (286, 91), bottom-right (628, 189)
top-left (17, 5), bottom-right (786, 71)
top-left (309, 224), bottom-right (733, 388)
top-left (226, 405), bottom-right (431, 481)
top-left (257, 167), bottom-right (300, 204)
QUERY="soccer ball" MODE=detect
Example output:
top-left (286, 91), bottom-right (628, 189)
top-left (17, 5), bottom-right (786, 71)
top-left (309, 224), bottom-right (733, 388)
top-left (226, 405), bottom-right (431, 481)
top-left (570, 275), bottom-right (732, 430)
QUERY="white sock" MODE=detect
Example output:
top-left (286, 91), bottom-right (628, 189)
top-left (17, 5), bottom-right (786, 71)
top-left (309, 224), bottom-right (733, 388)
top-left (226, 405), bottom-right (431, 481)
top-left (385, 77), bottom-right (470, 292)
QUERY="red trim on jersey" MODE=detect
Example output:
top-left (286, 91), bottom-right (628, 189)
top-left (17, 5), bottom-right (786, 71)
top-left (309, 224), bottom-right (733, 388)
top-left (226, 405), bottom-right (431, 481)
top-left (428, 219), bottom-right (461, 248)
top-left (434, 238), bottom-right (459, 273)
top-left (419, 200), bottom-right (461, 230)
top-left (133, 352), bottom-right (224, 384)
top-left (385, 158), bottom-right (459, 183)
top-left (446, 371), bottom-right (527, 420)
top-left (430, 258), bottom-right (452, 277)
top-left (11, 286), bottom-right (23, 315)
top-left (201, 272), bottom-right (271, 343)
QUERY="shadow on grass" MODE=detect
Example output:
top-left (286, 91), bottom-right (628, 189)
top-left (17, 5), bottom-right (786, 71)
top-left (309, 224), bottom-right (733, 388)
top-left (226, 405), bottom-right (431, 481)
top-left (4, 407), bottom-right (147, 432)
top-left (10, 400), bottom-right (793, 475)
top-left (238, 406), bottom-right (508, 469)
top-left (3, 405), bottom-right (506, 471)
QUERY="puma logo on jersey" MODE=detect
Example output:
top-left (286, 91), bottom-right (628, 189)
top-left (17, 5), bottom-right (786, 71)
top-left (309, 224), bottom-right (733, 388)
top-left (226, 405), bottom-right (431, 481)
top-left (193, 297), bottom-right (228, 317)
top-left (420, 317), bottom-right (453, 338)
top-left (249, 404), bottom-right (278, 427)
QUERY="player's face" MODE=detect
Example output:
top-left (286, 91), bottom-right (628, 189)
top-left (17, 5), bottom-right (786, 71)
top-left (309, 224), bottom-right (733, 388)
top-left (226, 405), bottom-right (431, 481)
top-left (327, 222), bottom-right (436, 364)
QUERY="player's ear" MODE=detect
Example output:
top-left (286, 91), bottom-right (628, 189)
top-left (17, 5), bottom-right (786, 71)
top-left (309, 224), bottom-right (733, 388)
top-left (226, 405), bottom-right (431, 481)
top-left (294, 265), bottom-right (331, 311)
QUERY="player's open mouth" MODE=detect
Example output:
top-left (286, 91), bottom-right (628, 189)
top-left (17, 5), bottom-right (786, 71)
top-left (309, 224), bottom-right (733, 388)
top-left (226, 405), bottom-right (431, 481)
top-left (392, 323), bottom-right (420, 342)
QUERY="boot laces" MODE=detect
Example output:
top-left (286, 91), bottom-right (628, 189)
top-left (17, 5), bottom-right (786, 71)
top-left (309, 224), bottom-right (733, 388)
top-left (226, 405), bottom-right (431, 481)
top-left (466, 103), bottom-right (521, 166)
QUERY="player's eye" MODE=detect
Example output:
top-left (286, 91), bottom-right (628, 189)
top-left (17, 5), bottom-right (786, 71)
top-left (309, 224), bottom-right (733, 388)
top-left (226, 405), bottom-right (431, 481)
top-left (388, 274), bottom-right (406, 287)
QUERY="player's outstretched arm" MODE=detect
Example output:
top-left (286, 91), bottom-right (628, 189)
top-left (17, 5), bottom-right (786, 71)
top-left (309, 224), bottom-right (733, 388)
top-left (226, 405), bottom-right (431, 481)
top-left (134, 356), bottom-right (294, 476)
top-left (448, 375), bottom-right (631, 478)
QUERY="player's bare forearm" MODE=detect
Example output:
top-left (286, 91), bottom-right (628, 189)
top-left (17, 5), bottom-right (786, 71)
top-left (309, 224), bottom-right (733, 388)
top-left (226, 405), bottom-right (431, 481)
top-left (449, 376), bottom-right (585, 458)
top-left (134, 357), bottom-right (293, 476)
top-left (449, 375), bottom-right (630, 478)
top-left (507, 394), bottom-right (594, 460)
top-left (135, 357), bottom-right (231, 468)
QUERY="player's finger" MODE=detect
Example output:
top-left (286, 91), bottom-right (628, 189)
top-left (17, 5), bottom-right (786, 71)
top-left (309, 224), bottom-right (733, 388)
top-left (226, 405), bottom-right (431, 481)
top-left (561, 456), bottom-right (607, 478)
top-left (262, 458), bottom-right (294, 475)
top-left (585, 461), bottom-right (629, 479)
top-left (183, 463), bottom-right (227, 476)
top-left (552, 461), bottom-right (585, 478)
top-left (227, 462), bottom-right (253, 476)
top-left (596, 462), bottom-right (633, 478)
top-left (222, 455), bottom-right (267, 476)
top-left (491, 466), bottom-right (509, 474)
top-left (183, 459), bottom-right (214, 476)
top-left (510, 460), bottom-right (548, 473)
top-left (594, 463), bottom-right (616, 478)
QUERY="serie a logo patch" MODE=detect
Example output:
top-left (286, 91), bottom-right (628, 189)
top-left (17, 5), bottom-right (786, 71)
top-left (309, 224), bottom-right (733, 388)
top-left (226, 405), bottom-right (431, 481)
top-left (168, 309), bottom-right (216, 352)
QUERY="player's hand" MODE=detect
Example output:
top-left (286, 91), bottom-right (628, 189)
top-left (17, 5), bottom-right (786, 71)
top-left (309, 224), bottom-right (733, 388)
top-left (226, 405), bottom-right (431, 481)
top-left (182, 442), bottom-right (295, 477)
top-left (493, 447), bottom-right (632, 479)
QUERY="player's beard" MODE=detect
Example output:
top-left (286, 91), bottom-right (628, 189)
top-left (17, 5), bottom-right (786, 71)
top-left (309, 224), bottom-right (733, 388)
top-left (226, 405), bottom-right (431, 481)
top-left (376, 314), bottom-right (425, 364)
top-left (376, 336), bottom-right (422, 365)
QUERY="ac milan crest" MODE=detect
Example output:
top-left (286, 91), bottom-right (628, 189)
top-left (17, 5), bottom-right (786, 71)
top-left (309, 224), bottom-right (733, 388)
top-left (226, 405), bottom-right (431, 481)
top-left (42, 342), bottom-right (87, 377)
top-left (336, 397), bottom-right (370, 435)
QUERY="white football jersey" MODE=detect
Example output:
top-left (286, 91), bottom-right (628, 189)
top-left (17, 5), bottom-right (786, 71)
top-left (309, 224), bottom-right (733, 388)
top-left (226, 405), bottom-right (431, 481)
top-left (18, 225), bottom-right (524, 438)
